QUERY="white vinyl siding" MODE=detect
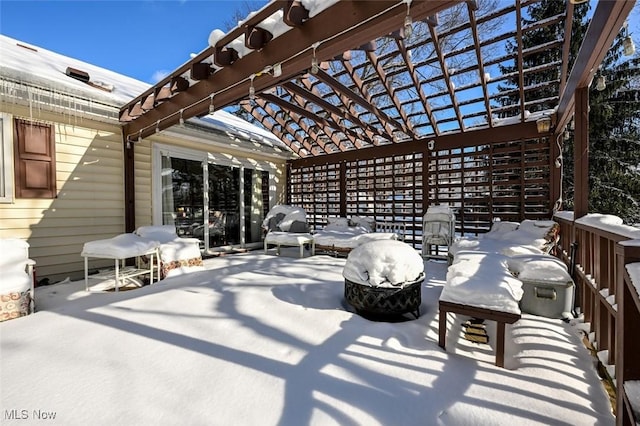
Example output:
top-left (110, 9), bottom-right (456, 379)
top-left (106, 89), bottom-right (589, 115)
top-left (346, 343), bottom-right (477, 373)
top-left (0, 104), bottom-right (126, 281)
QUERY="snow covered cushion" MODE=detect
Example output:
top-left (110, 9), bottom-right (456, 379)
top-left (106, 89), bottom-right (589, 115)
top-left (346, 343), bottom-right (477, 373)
top-left (327, 217), bottom-right (350, 228)
top-left (349, 216), bottom-right (375, 232)
top-left (451, 220), bottom-right (559, 257)
top-left (262, 205), bottom-right (309, 232)
top-left (0, 238), bottom-right (30, 266)
top-left (488, 221), bottom-right (520, 234)
top-left (135, 225), bottom-right (179, 244)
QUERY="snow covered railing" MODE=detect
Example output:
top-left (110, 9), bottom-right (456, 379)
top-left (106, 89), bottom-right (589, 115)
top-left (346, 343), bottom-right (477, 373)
top-left (617, 241), bottom-right (640, 424)
top-left (552, 212), bottom-right (640, 367)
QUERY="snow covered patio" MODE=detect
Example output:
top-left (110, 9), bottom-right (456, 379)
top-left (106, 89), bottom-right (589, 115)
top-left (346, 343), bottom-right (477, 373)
top-left (1, 251), bottom-right (613, 425)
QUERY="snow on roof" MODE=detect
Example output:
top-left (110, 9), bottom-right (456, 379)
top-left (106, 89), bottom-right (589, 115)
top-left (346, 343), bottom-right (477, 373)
top-left (0, 34), bottom-right (149, 106)
top-left (0, 34), bottom-right (286, 152)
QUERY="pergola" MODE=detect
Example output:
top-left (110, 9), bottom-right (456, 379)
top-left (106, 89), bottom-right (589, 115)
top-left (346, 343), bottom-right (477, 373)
top-left (119, 2), bottom-right (640, 422)
top-left (119, 0), bottom-right (635, 234)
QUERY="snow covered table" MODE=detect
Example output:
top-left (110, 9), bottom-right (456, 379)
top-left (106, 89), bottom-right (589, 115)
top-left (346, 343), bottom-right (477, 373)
top-left (81, 234), bottom-right (160, 292)
top-left (264, 231), bottom-right (315, 258)
top-left (342, 240), bottom-right (424, 319)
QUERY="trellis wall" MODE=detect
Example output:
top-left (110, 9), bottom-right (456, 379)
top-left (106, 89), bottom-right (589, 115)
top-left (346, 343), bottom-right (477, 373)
top-left (288, 134), bottom-right (553, 249)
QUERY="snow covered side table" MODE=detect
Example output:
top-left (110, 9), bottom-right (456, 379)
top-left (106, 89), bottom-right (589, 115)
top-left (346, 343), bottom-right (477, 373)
top-left (342, 240), bottom-right (424, 319)
top-left (81, 234), bottom-right (160, 292)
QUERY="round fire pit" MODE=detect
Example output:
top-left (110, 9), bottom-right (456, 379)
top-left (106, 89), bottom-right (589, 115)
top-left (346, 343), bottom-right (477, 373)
top-left (344, 274), bottom-right (423, 319)
top-left (342, 239), bottom-right (424, 320)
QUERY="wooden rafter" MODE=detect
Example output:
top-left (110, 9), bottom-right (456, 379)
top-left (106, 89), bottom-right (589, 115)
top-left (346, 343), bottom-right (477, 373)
top-left (241, 101), bottom-right (307, 156)
top-left (281, 86), bottom-right (354, 151)
top-left (516, 0), bottom-right (526, 120)
top-left (300, 75), bottom-right (383, 147)
top-left (364, 49), bottom-right (416, 139)
top-left (260, 93), bottom-right (350, 154)
top-left (556, 0), bottom-right (635, 132)
top-left (466, 1), bottom-right (493, 128)
top-left (282, 81), bottom-right (380, 144)
top-left (558, 1), bottom-right (574, 118)
top-left (319, 63), bottom-right (411, 137)
top-left (427, 23), bottom-right (465, 132)
top-left (256, 98), bottom-right (328, 156)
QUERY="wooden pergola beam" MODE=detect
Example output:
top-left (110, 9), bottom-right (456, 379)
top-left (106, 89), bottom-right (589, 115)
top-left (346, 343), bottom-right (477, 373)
top-left (121, 0), bottom-right (462, 142)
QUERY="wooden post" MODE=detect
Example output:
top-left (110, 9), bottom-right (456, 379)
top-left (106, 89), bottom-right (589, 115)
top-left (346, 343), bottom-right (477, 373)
top-left (574, 86), bottom-right (589, 219)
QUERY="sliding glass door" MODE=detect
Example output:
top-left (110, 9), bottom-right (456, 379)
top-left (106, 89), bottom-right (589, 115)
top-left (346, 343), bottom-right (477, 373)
top-left (157, 147), bottom-right (270, 252)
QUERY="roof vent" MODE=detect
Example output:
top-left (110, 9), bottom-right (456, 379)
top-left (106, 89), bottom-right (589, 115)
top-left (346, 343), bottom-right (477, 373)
top-left (65, 67), bottom-right (90, 83)
top-left (16, 43), bottom-right (38, 52)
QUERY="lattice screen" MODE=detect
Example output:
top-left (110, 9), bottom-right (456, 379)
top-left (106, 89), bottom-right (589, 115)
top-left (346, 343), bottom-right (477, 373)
top-left (288, 137), bottom-right (551, 248)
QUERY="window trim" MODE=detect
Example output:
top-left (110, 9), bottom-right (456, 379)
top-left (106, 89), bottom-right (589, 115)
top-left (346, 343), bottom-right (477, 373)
top-left (0, 113), bottom-right (14, 203)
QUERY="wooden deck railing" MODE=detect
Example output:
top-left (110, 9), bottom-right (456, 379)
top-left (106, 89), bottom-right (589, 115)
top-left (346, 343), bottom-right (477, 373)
top-left (553, 213), bottom-right (640, 425)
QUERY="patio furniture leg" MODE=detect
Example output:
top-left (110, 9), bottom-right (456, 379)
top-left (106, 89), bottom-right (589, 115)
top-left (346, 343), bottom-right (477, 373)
top-left (84, 256), bottom-right (89, 292)
top-left (438, 307), bottom-right (447, 350)
top-left (438, 300), bottom-right (519, 368)
top-left (496, 322), bottom-right (506, 368)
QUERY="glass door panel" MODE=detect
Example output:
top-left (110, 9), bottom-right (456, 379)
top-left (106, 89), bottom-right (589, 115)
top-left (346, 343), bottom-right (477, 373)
top-left (208, 164), bottom-right (240, 247)
top-left (244, 169), bottom-right (269, 244)
top-left (161, 156), bottom-right (204, 238)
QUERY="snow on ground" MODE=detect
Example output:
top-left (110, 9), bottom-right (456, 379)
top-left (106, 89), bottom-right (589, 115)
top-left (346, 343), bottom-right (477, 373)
top-left (1, 250), bottom-right (614, 425)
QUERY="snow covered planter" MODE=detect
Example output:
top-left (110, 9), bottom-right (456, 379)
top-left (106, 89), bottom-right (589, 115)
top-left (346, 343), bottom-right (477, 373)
top-left (342, 240), bottom-right (424, 319)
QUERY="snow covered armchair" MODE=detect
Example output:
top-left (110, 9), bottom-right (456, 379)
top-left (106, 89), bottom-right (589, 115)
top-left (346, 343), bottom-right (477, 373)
top-left (135, 225), bottom-right (204, 278)
top-left (262, 205), bottom-right (314, 258)
top-left (0, 238), bottom-right (36, 321)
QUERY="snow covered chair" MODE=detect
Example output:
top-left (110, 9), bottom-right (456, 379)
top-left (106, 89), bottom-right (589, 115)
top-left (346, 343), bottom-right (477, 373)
top-left (0, 238), bottom-right (36, 321)
top-left (422, 205), bottom-right (456, 259)
top-left (262, 205), bottom-right (314, 258)
top-left (135, 225), bottom-right (204, 278)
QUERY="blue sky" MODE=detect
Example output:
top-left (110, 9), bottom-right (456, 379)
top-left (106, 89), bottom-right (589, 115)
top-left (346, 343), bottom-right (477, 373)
top-left (0, 0), bottom-right (268, 84)
top-left (1, 0), bottom-right (638, 88)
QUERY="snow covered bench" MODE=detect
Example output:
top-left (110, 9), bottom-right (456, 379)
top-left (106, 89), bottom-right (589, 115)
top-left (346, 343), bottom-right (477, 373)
top-left (438, 248), bottom-right (573, 367)
top-left (313, 216), bottom-right (404, 256)
top-left (438, 251), bottom-right (523, 368)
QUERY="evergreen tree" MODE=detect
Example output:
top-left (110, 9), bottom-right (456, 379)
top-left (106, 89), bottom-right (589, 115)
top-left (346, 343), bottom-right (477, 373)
top-left (496, 0), bottom-right (589, 116)
top-left (562, 48), bottom-right (640, 224)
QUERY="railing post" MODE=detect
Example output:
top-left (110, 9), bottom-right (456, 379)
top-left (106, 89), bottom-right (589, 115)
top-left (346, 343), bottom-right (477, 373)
top-left (615, 240), bottom-right (640, 425)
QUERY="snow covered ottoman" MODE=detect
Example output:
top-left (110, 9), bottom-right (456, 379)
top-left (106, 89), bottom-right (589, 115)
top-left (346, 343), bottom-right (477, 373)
top-left (342, 240), bottom-right (424, 319)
